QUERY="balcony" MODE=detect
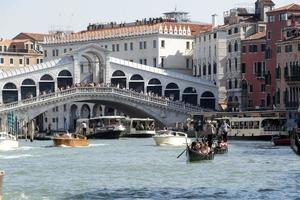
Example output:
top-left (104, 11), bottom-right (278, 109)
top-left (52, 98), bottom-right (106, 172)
top-left (285, 75), bottom-right (300, 85)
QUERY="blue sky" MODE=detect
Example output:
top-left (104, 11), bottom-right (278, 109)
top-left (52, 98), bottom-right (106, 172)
top-left (0, 0), bottom-right (291, 39)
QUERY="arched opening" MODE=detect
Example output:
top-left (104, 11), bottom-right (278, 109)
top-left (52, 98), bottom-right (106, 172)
top-left (200, 91), bottom-right (215, 109)
top-left (69, 104), bottom-right (78, 131)
top-left (57, 70), bottom-right (73, 90)
top-left (111, 70), bottom-right (126, 88)
top-left (2, 82), bottom-right (18, 103)
top-left (104, 106), bottom-right (115, 116)
top-left (129, 74), bottom-right (144, 93)
top-left (182, 87), bottom-right (198, 105)
top-left (147, 78), bottom-right (162, 96)
top-left (80, 104), bottom-right (91, 118)
top-left (21, 79), bottom-right (36, 100)
top-left (164, 83), bottom-right (180, 101)
top-left (92, 104), bottom-right (102, 117)
top-left (39, 74), bottom-right (54, 94)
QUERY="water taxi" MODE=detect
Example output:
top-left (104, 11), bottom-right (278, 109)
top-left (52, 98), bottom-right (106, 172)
top-left (0, 132), bottom-right (19, 150)
top-left (153, 130), bottom-right (191, 146)
top-left (88, 116), bottom-right (126, 139)
top-left (123, 118), bottom-right (156, 138)
top-left (52, 133), bottom-right (88, 147)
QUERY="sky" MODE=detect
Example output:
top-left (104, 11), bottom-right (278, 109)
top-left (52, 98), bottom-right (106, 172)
top-left (0, 0), bottom-right (292, 39)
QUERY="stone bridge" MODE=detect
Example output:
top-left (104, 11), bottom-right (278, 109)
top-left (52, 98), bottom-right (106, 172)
top-left (0, 44), bottom-right (217, 131)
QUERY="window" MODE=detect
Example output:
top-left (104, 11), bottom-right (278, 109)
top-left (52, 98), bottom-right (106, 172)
top-left (228, 43), bottom-right (232, 53)
top-left (130, 42), bottom-right (133, 50)
top-left (241, 63), bottom-right (246, 73)
top-left (37, 59), bottom-right (40, 64)
top-left (112, 44), bottom-right (115, 52)
top-left (161, 40), bottom-right (165, 48)
top-left (228, 29), bottom-right (232, 35)
top-left (10, 58), bottom-right (13, 64)
top-left (69, 48), bottom-right (72, 51)
top-left (139, 41), bottom-right (143, 49)
top-left (234, 41), bottom-right (238, 51)
top-left (0, 58), bottom-right (3, 64)
top-left (4, 46), bottom-right (7, 52)
top-left (52, 118), bottom-right (55, 123)
top-left (250, 85), bottom-right (253, 92)
top-left (254, 61), bottom-right (266, 78)
top-left (55, 106), bottom-right (58, 112)
top-left (285, 45), bottom-right (293, 52)
top-left (228, 80), bottom-right (232, 89)
top-left (161, 57), bottom-right (165, 67)
top-left (213, 63), bottom-right (217, 74)
top-left (124, 43), bottom-right (128, 51)
top-left (234, 27), bottom-right (238, 33)
top-left (153, 58), bottom-right (157, 67)
top-left (63, 104), bottom-right (67, 112)
top-left (55, 49), bottom-right (59, 56)
top-left (186, 59), bottom-right (190, 69)
top-left (277, 46), bottom-right (281, 53)
top-left (267, 31), bottom-right (271, 40)
top-left (143, 59), bottom-right (147, 65)
top-left (242, 46), bottom-right (246, 53)
top-left (40, 59), bottom-right (43, 63)
top-left (261, 84), bottom-right (266, 92)
top-left (0, 46), bottom-right (2, 52)
top-left (116, 44), bottom-right (119, 52)
top-left (249, 45), bottom-right (258, 52)
top-left (139, 59), bottom-right (143, 64)
top-left (104, 45), bottom-right (108, 49)
top-left (213, 33), bottom-right (217, 39)
top-left (80, 64), bottom-right (83, 73)
top-left (52, 49), bottom-right (55, 56)
top-left (279, 13), bottom-right (287, 21)
top-left (64, 48), bottom-right (67, 53)
top-left (45, 118), bottom-right (47, 123)
top-left (268, 15), bottom-right (275, 22)
top-left (153, 40), bottom-right (157, 48)
top-left (26, 58), bottom-right (29, 65)
top-left (30, 44), bottom-right (33, 49)
top-left (44, 50), bottom-right (47, 57)
top-left (186, 41), bottom-right (190, 50)
top-left (19, 59), bottom-right (23, 65)
top-left (261, 44), bottom-right (266, 52)
top-left (298, 43), bottom-right (300, 51)
top-left (144, 41), bottom-right (147, 49)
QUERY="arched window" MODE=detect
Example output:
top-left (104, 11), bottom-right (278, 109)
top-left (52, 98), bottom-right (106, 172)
top-left (147, 78), bottom-right (162, 96)
top-left (22, 79), bottom-right (35, 85)
top-left (234, 41), bottom-right (238, 52)
top-left (235, 79), bottom-right (238, 88)
top-left (130, 74), bottom-right (144, 80)
top-left (57, 70), bottom-right (73, 89)
top-left (40, 74), bottom-right (54, 80)
top-left (112, 70), bottom-right (125, 77)
top-left (40, 74), bottom-right (55, 93)
top-left (58, 70), bottom-right (72, 77)
top-left (2, 82), bottom-right (18, 103)
top-left (182, 87), bottom-right (197, 105)
top-left (21, 79), bottom-right (36, 100)
top-left (200, 91), bottom-right (215, 109)
top-left (129, 74), bottom-right (144, 93)
top-left (166, 83), bottom-right (179, 89)
top-left (3, 82), bottom-right (17, 89)
top-left (111, 70), bottom-right (126, 88)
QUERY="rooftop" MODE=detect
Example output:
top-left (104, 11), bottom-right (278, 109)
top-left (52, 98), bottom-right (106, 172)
top-left (267, 3), bottom-right (300, 13)
top-left (244, 31), bottom-right (266, 40)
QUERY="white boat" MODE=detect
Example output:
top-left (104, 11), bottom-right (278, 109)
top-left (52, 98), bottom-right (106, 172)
top-left (123, 118), bottom-right (156, 138)
top-left (0, 132), bottom-right (19, 150)
top-left (153, 131), bottom-right (192, 146)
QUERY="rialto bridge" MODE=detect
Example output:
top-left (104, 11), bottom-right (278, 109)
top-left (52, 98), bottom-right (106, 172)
top-left (0, 44), bottom-right (217, 131)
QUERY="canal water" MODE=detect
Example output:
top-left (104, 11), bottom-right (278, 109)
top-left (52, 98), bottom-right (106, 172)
top-left (1, 139), bottom-right (300, 200)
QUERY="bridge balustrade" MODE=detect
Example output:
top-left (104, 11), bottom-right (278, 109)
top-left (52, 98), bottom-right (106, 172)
top-left (0, 86), bottom-right (204, 113)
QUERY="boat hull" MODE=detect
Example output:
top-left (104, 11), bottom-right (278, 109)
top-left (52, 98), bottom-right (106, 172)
top-left (87, 130), bottom-right (123, 139)
top-left (187, 147), bottom-right (214, 162)
top-left (291, 130), bottom-right (300, 155)
top-left (272, 137), bottom-right (290, 146)
top-left (122, 133), bottom-right (155, 138)
top-left (227, 135), bottom-right (272, 141)
top-left (0, 139), bottom-right (19, 150)
top-left (52, 137), bottom-right (88, 147)
top-left (153, 136), bottom-right (191, 146)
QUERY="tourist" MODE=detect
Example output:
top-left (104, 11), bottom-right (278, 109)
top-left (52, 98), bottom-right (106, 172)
top-left (205, 121), bottom-right (216, 148)
top-left (82, 121), bottom-right (87, 135)
top-left (221, 120), bottom-right (231, 142)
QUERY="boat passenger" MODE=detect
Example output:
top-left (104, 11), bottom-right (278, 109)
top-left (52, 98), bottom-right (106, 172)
top-left (82, 121), bottom-right (87, 135)
top-left (205, 121), bottom-right (216, 148)
top-left (221, 121), bottom-right (230, 142)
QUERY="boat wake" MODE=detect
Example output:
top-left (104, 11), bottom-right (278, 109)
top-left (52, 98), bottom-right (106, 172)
top-left (0, 154), bottom-right (33, 160)
top-left (88, 144), bottom-right (108, 147)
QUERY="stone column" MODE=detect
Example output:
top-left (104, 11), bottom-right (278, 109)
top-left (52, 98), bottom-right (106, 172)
top-left (18, 88), bottom-right (21, 101)
top-left (73, 54), bottom-right (81, 84)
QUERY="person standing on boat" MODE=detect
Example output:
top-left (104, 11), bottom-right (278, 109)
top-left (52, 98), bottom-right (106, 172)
top-left (205, 121), bottom-right (216, 148)
top-left (221, 121), bottom-right (230, 142)
top-left (82, 121), bottom-right (87, 136)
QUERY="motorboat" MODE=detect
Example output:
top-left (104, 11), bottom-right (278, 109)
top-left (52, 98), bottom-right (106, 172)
top-left (87, 116), bottom-right (126, 139)
top-left (52, 134), bottom-right (88, 147)
top-left (123, 118), bottom-right (156, 138)
top-left (272, 135), bottom-right (290, 146)
top-left (152, 130), bottom-right (191, 146)
top-left (0, 132), bottom-right (19, 150)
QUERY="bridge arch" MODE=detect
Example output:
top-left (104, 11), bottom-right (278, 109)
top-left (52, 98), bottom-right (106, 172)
top-left (164, 83), bottom-right (180, 101)
top-left (69, 104), bottom-right (78, 131)
top-left (200, 91), bottom-right (215, 110)
top-left (111, 70), bottom-right (126, 88)
top-left (2, 82), bottom-right (18, 103)
top-left (57, 70), bottom-right (73, 89)
top-left (39, 74), bottom-right (55, 94)
top-left (92, 104), bottom-right (102, 117)
top-left (182, 87), bottom-right (198, 105)
top-left (147, 78), bottom-right (162, 96)
top-left (129, 74), bottom-right (144, 93)
top-left (21, 79), bottom-right (36, 100)
top-left (80, 104), bottom-right (91, 118)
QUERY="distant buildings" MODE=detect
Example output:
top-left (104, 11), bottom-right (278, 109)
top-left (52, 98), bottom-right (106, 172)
top-left (0, 33), bottom-right (47, 70)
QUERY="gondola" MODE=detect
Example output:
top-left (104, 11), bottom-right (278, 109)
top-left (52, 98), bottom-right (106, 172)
top-left (213, 140), bottom-right (228, 154)
top-left (291, 129), bottom-right (300, 155)
top-left (186, 146), bottom-right (214, 162)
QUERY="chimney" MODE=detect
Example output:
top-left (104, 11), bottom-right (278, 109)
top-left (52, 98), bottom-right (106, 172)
top-left (212, 14), bottom-right (218, 28)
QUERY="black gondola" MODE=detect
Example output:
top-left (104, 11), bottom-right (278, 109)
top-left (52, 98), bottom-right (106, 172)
top-left (214, 145), bottom-right (228, 154)
top-left (186, 146), bottom-right (214, 162)
top-left (291, 129), bottom-right (300, 155)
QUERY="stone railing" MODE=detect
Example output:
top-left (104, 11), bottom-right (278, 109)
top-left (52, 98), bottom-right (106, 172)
top-left (0, 86), bottom-right (203, 113)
